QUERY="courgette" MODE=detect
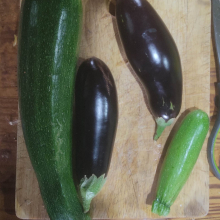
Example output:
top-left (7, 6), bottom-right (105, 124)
top-left (152, 109), bottom-right (209, 216)
top-left (18, 0), bottom-right (90, 219)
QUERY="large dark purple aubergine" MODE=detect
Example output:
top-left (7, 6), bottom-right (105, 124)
top-left (74, 57), bottom-right (118, 213)
top-left (116, 0), bottom-right (182, 140)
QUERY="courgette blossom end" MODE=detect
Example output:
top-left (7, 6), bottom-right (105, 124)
top-left (152, 198), bottom-right (170, 216)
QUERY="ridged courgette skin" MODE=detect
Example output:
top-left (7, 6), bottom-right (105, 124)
top-left (152, 110), bottom-right (209, 216)
top-left (18, 0), bottom-right (90, 219)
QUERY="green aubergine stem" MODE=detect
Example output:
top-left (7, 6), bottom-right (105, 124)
top-left (79, 174), bottom-right (107, 213)
top-left (154, 118), bottom-right (175, 141)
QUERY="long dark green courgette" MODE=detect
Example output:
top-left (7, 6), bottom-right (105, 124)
top-left (152, 109), bottom-right (209, 216)
top-left (18, 0), bottom-right (90, 219)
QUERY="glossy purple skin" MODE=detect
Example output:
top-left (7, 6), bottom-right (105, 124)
top-left (74, 57), bottom-right (118, 183)
top-left (116, 0), bottom-right (182, 121)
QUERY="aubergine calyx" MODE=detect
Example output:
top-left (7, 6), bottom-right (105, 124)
top-left (154, 117), bottom-right (175, 141)
top-left (152, 198), bottom-right (170, 216)
top-left (79, 174), bottom-right (107, 213)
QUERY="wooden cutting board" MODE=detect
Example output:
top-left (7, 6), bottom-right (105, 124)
top-left (15, 0), bottom-right (211, 219)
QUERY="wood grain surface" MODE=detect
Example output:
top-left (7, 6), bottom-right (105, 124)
top-left (1, 0), bottom-right (220, 220)
top-left (14, 0), bottom-right (211, 219)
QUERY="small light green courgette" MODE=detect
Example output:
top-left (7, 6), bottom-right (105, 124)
top-left (152, 109), bottom-right (209, 216)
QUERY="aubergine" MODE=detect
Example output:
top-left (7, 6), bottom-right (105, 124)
top-left (74, 57), bottom-right (118, 213)
top-left (116, 0), bottom-right (182, 140)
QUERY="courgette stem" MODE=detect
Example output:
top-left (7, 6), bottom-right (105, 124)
top-left (152, 199), bottom-right (170, 216)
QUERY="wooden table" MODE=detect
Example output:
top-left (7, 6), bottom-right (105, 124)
top-left (0, 0), bottom-right (219, 219)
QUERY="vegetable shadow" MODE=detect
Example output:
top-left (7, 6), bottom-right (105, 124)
top-left (145, 107), bottom-right (197, 205)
